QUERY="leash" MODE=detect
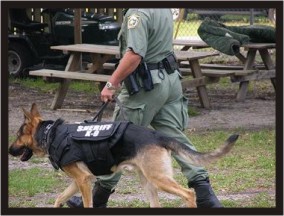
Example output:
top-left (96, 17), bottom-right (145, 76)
top-left (91, 101), bottom-right (110, 122)
top-left (85, 97), bottom-right (126, 123)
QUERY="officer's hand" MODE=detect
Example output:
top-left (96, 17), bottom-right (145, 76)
top-left (100, 86), bottom-right (115, 103)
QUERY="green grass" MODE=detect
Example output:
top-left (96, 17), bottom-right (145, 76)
top-left (8, 129), bottom-right (276, 208)
top-left (187, 130), bottom-right (275, 194)
top-left (10, 77), bottom-right (100, 95)
top-left (188, 106), bottom-right (200, 117)
top-left (222, 192), bottom-right (275, 208)
top-left (9, 167), bottom-right (66, 197)
top-left (9, 135), bottom-right (17, 143)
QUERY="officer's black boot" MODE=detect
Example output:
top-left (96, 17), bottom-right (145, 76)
top-left (66, 183), bottom-right (113, 208)
top-left (188, 178), bottom-right (223, 208)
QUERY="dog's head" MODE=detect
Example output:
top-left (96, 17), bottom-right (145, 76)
top-left (9, 103), bottom-right (44, 161)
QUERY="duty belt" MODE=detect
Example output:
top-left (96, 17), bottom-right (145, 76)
top-left (147, 62), bottom-right (165, 70)
top-left (146, 52), bottom-right (179, 75)
top-left (147, 62), bottom-right (177, 75)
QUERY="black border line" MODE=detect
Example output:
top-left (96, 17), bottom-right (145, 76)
top-left (1, 1), bottom-right (283, 215)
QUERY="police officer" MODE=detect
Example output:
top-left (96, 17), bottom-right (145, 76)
top-left (67, 8), bottom-right (222, 208)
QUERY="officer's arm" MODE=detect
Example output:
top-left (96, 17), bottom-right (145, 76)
top-left (108, 50), bottom-right (141, 87)
top-left (100, 50), bottom-right (141, 102)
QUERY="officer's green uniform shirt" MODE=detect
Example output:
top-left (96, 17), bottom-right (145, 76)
top-left (118, 9), bottom-right (173, 63)
top-left (96, 9), bottom-right (208, 190)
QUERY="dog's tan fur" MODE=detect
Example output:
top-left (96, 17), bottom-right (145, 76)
top-left (10, 104), bottom-right (237, 208)
top-left (10, 104), bottom-right (196, 208)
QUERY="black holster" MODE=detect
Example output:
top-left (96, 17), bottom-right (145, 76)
top-left (138, 61), bottom-right (154, 91)
top-left (162, 52), bottom-right (179, 74)
top-left (124, 60), bottom-right (153, 95)
top-left (124, 68), bottom-right (141, 95)
top-left (123, 53), bottom-right (179, 96)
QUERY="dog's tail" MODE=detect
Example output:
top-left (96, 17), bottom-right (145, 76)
top-left (161, 134), bottom-right (239, 166)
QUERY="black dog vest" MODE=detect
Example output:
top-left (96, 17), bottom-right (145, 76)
top-left (44, 119), bottom-right (131, 175)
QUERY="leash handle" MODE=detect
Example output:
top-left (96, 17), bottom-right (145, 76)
top-left (85, 97), bottom-right (126, 123)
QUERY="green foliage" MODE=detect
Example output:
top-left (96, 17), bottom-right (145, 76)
top-left (173, 18), bottom-right (273, 38)
top-left (220, 15), bottom-right (271, 24)
top-left (185, 13), bottom-right (199, 21)
top-left (220, 15), bottom-right (251, 23)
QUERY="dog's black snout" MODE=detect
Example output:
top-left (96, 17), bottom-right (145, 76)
top-left (8, 145), bottom-right (24, 156)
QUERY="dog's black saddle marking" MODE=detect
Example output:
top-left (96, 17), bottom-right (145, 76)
top-left (43, 119), bottom-right (131, 175)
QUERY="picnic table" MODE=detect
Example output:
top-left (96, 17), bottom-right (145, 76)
top-left (173, 39), bottom-right (276, 101)
top-left (30, 43), bottom-right (219, 109)
top-left (30, 44), bottom-right (118, 110)
top-left (175, 50), bottom-right (219, 108)
top-left (173, 39), bottom-right (208, 50)
top-left (233, 43), bottom-right (276, 101)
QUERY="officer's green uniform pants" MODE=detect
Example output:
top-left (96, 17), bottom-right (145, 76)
top-left (96, 70), bottom-right (209, 190)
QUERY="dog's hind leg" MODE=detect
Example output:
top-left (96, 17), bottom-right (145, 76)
top-left (138, 170), bottom-right (161, 207)
top-left (139, 147), bottom-right (196, 208)
top-left (150, 175), bottom-right (196, 208)
top-left (54, 181), bottom-right (79, 207)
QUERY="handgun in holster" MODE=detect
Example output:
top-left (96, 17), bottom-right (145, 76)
top-left (124, 66), bottom-right (141, 95)
top-left (124, 60), bottom-right (154, 95)
top-left (162, 52), bottom-right (179, 74)
top-left (138, 61), bottom-right (154, 91)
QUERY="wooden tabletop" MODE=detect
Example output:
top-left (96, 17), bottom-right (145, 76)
top-left (173, 39), bottom-right (208, 48)
top-left (51, 44), bottom-right (119, 55)
top-left (51, 43), bottom-right (219, 61)
top-left (175, 50), bottom-right (219, 61)
top-left (173, 39), bottom-right (276, 50)
top-left (242, 43), bottom-right (276, 49)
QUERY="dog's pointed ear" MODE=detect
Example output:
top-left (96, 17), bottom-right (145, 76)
top-left (30, 103), bottom-right (40, 117)
top-left (22, 108), bottom-right (32, 121)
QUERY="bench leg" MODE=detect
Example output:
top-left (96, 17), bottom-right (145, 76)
top-left (190, 60), bottom-right (210, 108)
top-left (271, 78), bottom-right (276, 90)
top-left (236, 81), bottom-right (249, 101)
top-left (50, 53), bottom-right (81, 110)
top-left (51, 80), bottom-right (71, 110)
top-left (259, 49), bottom-right (276, 91)
top-left (236, 49), bottom-right (257, 102)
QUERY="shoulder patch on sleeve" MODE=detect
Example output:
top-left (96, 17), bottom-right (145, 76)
top-left (127, 14), bottom-right (140, 29)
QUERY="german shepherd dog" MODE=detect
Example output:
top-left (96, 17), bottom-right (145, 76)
top-left (9, 103), bottom-right (239, 208)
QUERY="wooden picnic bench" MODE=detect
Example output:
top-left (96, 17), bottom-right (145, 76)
top-left (30, 44), bottom-right (119, 110)
top-left (233, 43), bottom-right (276, 101)
top-left (173, 39), bottom-right (208, 50)
top-left (174, 39), bottom-right (276, 101)
top-left (173, 38), bottom-right (245, 71)
top-left (29, 43), bottom-right (219, 109)
top-left (175, 50), bottom-right (219, 108)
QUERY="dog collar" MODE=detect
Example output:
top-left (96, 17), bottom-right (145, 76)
top-left (42, 123), bottom-right (54, 148)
